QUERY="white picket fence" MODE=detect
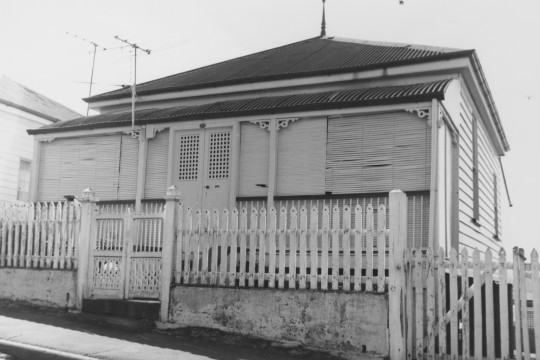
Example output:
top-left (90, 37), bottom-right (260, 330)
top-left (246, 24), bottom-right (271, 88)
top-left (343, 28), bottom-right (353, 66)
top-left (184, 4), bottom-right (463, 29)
top-left (175, 202), bottom-right (389, 292)
top-left (403, 246), bottom-right (540, 360)
top-left (0, 202), bottom-right (81, 269)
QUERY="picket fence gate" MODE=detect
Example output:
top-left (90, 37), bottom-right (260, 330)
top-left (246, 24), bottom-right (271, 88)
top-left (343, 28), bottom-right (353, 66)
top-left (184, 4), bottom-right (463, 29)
top-left (0, 201), bottom-right (80, 269)
top-left (175, 202), bottom-right (389, 292)
top-left (401, 246), bottom-right (540, 360)
top-left (88, 202), bottom-right (165, 299)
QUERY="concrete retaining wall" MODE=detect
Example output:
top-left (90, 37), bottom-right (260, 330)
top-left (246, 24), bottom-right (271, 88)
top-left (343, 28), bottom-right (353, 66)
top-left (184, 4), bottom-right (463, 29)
top-left (0, 268), bottom-right (77, 308)
top-left (170, 286), bottom-right (388, 359)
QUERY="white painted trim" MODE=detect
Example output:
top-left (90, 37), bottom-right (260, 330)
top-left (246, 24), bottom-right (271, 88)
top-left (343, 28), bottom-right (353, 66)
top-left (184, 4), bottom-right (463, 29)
top-left (29, 139), bottom-right (41, 202)
top-left (135, 135), bottom-right (148, 212)
top-left (229, 122), bottom-right (240, 208)
top-left (166, 130), bottom-right (175, 191)
top-left (33, 126), bottom-right (144, 141)
top-left (166, 118), bottom-right (237, 132)
top-left (267, 118), bottom-right (278, 208)
top-left (428, 99), bottom-right (440, 250)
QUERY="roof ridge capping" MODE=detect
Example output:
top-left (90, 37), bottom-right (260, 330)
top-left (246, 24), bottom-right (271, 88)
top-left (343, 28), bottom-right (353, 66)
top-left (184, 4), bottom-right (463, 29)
top-left (327, 36), bottom-right (465, 53)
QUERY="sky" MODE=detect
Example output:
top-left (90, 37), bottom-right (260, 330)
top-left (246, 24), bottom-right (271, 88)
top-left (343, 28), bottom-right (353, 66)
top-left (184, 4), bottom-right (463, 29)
top-left (1, 0), bottom-right (539, 255)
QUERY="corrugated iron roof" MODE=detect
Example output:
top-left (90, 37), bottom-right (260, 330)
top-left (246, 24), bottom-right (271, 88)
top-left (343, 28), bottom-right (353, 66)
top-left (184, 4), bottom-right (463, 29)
top-left (0, 76), bottom-right (81, 122)
top-left (30, 79), bottom-right (451, 135)
top-left (86, 37), bottom-right (469, 102)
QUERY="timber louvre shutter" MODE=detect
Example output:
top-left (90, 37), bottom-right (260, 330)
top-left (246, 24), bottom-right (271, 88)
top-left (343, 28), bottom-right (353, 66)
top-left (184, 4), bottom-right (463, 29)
top-left (276, 118), bottom-right (326, 195)
top-left (145, 130), bottom-right (169, 199)
top-left (117, 134), bottom-right (139, 200)
top-left (38, 134), bottom-right (139, 201)
top-left (238, 122), bottom-right (269, 197)
top-left (326, 112), bottom-right (431, 194)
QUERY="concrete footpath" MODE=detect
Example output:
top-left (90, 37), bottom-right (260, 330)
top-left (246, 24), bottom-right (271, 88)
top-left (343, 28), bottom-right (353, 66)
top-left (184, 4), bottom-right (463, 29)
top-left (0, 301), bottom-right (343, 360)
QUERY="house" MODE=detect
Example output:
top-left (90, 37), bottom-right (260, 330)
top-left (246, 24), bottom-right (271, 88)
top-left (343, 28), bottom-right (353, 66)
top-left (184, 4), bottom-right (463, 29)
top-left (0, 75), bottom-right (80, 203)
top-left (27, 34), bottom-right (509, 254)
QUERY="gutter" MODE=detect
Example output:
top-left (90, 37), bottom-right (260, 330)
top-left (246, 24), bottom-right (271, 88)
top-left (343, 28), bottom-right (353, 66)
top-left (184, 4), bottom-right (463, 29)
top-left (0, 98), bottom-right (61, 123)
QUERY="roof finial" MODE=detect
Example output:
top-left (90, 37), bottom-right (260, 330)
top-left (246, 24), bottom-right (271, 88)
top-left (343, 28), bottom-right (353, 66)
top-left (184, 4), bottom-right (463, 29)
top-left (321, 0), bottom-right (326, 37)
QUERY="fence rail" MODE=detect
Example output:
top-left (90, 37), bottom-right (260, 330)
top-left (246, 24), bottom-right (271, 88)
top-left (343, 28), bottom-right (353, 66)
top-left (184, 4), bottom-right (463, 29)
top-left (175, 202), bottom-right (389, 292)
top-left (0, 201), bottom-right (81, 269)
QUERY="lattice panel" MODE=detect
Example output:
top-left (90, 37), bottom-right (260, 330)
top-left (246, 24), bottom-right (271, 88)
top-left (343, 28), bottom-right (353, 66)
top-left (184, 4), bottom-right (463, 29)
top-left (95, 219), bottom-right (124, 251)
top-left (178, 134), bottom-right (200, 180)
top-left (207, 131), bottom-right (230, 179)
top-left (128, 257), bottom-right (162, 298)
top-left (92, 257), bottom-right (122, 290)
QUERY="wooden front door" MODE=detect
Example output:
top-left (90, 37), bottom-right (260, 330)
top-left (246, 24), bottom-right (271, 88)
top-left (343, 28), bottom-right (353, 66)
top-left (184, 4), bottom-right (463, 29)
top-left (173, 127), bottom-right (231, 211)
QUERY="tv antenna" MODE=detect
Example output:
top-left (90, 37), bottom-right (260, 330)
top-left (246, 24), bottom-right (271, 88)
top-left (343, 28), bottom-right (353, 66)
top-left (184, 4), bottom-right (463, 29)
top-left (66, 32), bottom-right (107, 116)
top-left (114, 35), bottom-right (151, 137)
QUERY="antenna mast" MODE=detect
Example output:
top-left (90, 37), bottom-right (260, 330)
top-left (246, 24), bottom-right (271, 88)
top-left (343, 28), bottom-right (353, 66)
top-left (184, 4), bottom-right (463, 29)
top-left (114, 35), bottom-right (151, 137)
top-left (66, 33), bottom-right (107, 116)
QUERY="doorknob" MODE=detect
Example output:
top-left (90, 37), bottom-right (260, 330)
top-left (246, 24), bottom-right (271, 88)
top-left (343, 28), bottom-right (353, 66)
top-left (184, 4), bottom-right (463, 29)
top-left (205, 185), bottom-right (210, 189)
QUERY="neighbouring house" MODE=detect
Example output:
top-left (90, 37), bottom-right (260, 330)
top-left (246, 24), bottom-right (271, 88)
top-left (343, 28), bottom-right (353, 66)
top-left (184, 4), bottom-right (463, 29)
top-left (0, 75), bottom-right (81, 203)
top-left (27, 35), bottom-right (509, 255)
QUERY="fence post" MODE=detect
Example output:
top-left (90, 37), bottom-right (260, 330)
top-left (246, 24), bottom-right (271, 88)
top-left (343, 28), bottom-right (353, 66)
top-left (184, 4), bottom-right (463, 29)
top-left (75, 188), bottom-right (96, 311)
top-left (388, 189), bottom-right (408, 359)
top-left (160, 185), bottom-right (180, 322)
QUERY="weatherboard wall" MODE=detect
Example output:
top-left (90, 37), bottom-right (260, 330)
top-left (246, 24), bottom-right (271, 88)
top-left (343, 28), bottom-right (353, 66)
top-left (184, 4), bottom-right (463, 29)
top-left (0, 106), bottom-right (50, 202)
top-left (457, 84), bottom-right (503, 253)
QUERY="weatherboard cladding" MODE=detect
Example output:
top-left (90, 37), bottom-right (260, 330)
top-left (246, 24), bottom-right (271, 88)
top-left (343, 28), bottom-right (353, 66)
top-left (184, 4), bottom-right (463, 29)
top-left (0, 75), bottom-right (81, 122)
top-left (30, 79), bottom-right (451, 134)
top-left (86, 37), bottom-right (465, 101)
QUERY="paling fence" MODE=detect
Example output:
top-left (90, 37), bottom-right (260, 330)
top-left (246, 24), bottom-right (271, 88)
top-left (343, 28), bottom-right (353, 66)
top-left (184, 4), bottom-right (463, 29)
top-left (0, 201), bottom-right (81, 269)
top-left (4, 190), bottom-right (539, 359)
top-left (403, 246), bottom-right (540, 360)
top-left (175, 202), bottom-right (389, 292)
top-left (237, 191), bottom-right (430, 249)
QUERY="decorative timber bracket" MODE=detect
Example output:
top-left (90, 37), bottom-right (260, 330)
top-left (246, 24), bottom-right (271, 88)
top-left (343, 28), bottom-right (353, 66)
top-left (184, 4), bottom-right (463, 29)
top-left (405, 108), bottom-right (443, 128)
top-left (277, 117), bottom-right (299, 130)
top-left (250, 117), bottom-right (300, 131)
top-left (250, 119), bottom-right (271, 131)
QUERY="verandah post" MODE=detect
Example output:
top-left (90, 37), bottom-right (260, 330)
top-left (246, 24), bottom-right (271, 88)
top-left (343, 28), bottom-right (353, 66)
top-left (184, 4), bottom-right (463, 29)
top-left (160, 185), bottom-right (180, 322)
top-left (75, 188), bottom-right (96, 311)
top-left (388, 189), bottom-right (408, 359)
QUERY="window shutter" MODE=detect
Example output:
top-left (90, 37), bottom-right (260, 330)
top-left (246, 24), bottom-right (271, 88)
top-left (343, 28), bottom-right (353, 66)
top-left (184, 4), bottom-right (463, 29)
top-left (117, 134), bottom-right (139, 200)
top-left (238, 123), bottom-right (269, 197)
top-left (38, 134), bottom-right (138, 201)
top-left (145, 130), bottom-right (169, 199)
top-left (276, 118), bottom-right (326, 195)
top-left (326, 112), bottom-right (430, 194)
top-left (77, 135), bottom-right (120, 200)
